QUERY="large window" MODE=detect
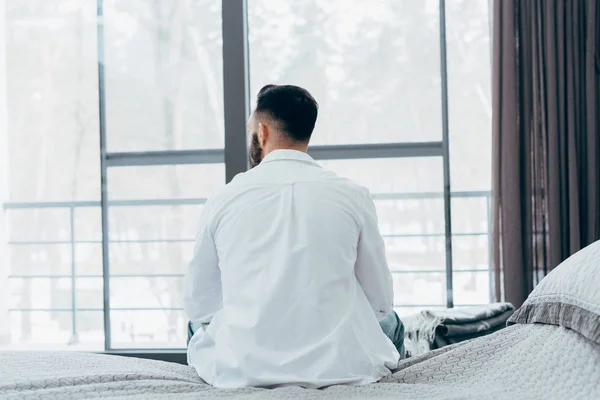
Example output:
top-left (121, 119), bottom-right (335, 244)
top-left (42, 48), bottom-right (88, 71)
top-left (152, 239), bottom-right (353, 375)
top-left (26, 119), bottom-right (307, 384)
top-left (0, 0), bottom-right (492, 352)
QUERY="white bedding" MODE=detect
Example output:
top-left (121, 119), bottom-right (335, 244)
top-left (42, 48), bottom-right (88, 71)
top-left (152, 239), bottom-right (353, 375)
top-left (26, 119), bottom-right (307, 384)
top-left (1, 324), bottom-right (599, 399)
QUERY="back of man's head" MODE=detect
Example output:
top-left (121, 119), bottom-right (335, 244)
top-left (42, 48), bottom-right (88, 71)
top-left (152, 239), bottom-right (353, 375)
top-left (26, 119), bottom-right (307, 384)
top-left (255, 85), bottom-right (319, 143)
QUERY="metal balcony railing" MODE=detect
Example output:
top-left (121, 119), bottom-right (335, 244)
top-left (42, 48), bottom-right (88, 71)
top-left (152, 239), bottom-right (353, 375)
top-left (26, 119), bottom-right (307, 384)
top-left (2, 190), bottom-right (492, 347)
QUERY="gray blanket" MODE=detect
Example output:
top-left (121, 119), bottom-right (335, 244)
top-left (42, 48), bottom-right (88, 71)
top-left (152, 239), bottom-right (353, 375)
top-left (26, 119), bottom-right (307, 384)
top-left (403, 302), bottom-right (515, 356)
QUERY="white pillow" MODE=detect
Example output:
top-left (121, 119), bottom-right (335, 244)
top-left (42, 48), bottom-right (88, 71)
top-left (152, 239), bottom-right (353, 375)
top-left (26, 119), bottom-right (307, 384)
top-left (507, 240), bottom-right (600, 344)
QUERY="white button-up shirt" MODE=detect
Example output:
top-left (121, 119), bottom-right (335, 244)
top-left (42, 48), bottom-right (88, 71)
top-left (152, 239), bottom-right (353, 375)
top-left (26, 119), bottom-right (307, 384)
top-left (185, 149), bottom-right (399, 389)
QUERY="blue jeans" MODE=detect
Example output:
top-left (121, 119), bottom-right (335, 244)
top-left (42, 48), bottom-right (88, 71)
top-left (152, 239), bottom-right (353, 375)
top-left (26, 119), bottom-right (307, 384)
top-left (187, 311), bottom-right (405, 359)
top-left (379, 311), bottom-right (406, 359)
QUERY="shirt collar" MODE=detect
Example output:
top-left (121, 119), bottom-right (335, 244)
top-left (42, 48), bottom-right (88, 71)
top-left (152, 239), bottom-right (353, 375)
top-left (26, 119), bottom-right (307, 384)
top-left (261, 149), bottom-right (317, 165)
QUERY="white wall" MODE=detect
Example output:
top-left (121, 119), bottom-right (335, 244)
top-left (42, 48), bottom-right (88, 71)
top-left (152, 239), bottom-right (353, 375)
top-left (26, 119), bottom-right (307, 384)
top-left (0, 0), bottom-right (11, 345)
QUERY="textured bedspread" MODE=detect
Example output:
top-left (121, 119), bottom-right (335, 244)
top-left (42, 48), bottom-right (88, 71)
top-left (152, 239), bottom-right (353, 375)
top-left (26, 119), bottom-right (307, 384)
top-left (1, 324), bottom-right (599, 399)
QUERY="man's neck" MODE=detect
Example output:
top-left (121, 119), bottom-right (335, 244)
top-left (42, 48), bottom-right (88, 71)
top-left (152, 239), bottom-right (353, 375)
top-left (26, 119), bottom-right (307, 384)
top-left (263, 143), bottom-right (308, 158)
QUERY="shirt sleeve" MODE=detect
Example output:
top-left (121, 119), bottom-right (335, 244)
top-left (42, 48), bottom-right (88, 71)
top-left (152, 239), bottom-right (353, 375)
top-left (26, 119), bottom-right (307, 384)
top-left (354, 189), bottom-right (394, 321)
top-left (183, 206), bottom-right (222, 325)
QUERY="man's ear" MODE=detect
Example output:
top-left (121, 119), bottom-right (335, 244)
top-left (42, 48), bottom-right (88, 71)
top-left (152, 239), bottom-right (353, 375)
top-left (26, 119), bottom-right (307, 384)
top-left (258, 122), bottom-right (269, 147)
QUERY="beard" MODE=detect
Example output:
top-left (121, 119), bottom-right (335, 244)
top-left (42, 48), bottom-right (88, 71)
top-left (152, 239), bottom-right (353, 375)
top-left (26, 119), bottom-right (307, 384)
top-left (249, 133), bottom-right (263, 168)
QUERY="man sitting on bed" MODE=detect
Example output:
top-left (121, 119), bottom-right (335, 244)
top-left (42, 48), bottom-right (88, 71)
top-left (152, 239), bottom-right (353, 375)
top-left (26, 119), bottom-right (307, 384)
top-left (184, 84), bottom-right (405, 389)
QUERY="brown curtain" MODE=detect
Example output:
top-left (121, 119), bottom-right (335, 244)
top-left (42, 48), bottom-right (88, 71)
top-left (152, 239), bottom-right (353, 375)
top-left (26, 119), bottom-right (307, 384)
top-left (492, 0), bottom-right (600, 307)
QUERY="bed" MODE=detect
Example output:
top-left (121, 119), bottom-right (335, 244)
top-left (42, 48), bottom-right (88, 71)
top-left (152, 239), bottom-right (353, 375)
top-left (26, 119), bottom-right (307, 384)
top-left (2, 240), bottom-right (599, 399)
